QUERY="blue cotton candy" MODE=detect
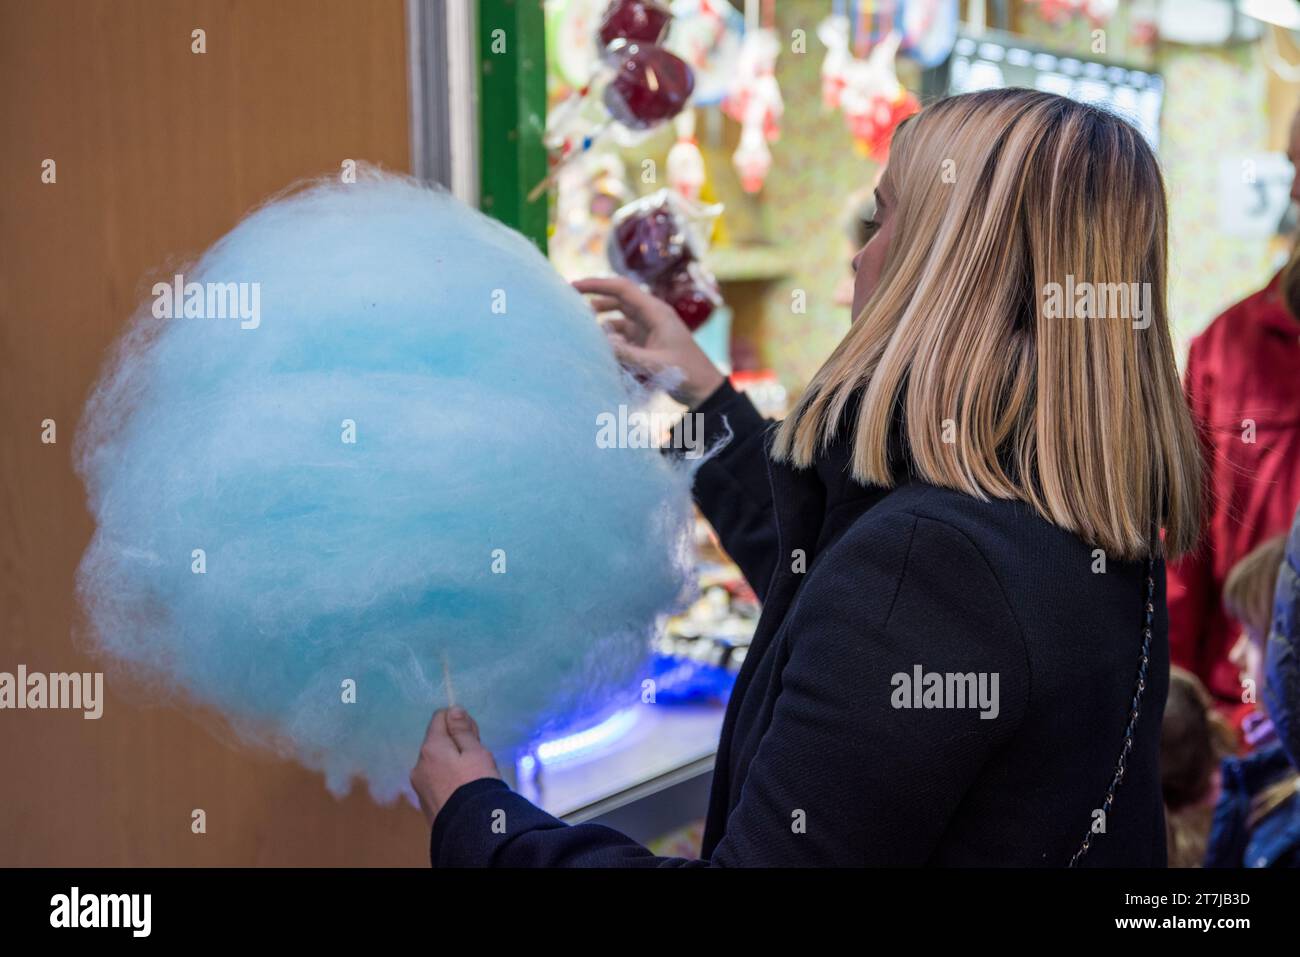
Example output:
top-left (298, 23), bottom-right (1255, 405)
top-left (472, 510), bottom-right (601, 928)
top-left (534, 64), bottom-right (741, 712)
top-left (75, 170), bottom-right (696, 803)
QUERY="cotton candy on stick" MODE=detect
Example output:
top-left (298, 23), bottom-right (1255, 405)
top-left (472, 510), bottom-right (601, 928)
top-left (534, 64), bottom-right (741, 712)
top-left (74, 171), bottom-right (696, 803)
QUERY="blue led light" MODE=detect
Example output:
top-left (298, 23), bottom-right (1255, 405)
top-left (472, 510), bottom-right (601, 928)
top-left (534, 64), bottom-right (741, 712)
top-left (532, 707), bottom-right (640, 766)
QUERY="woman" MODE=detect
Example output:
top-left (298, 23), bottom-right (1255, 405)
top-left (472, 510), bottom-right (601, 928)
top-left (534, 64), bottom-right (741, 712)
top-left (410, 89), bottom-right (1203, 866)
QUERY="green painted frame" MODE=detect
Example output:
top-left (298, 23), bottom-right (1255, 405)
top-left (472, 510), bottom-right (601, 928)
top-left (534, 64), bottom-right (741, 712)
top-left (477, 0), bottom-right (548, 253)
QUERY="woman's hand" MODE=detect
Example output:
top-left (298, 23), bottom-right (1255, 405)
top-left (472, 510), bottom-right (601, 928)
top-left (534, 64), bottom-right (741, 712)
top-left (410, 706), bottom-right (501, 826)
top-left (574, 276), bottom-right (725, 408)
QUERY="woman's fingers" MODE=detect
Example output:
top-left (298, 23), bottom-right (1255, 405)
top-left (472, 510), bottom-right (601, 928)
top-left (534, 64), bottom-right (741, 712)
top-left (418, 708), bottom-right (458, 759)
top-left (586, 295), bottom-right (625, 315)
top-left (446, 706), bottom-right (484, 754)
top-left (573, 276), bottom-right (666, 332)
top-left (606, 331), bottom-right (659, 374)
top-left (602, 317), bottom-right (641, 342)
top-left (409, 705), bottom-right (502, 825)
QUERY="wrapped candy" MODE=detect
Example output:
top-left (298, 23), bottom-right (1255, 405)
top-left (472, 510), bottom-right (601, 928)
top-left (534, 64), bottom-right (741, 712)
top-left (722, 27), bottom-right (782, 193)
top-left (732, 120), bottom-right (771, 195)
top-left (607, 189), bottom-right (723, 330)
top-left (666, 0), bottom-right (745, 106)
top-left (839, 32), bottom-right (919, 162)
top-left (817, 14), bottom-right (851, 109)
top-left (537, 1), bottom-right (694, 201)
top-left (599, 0), bottom-right (673, 58)
top-left (608, 195), bottom-right (691, 281)
top-left (653, 261), bottom-right (722, 331)
top-left (603, 41), bottom-right (696, 130)
top-left (721, 27), bottom-right (782, 142)
top-left (667, 110), bottom-right (706, 201)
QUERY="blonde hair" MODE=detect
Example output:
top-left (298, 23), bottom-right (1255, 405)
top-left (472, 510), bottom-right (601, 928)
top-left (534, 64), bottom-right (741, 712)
top-left (773, 90), bottom-right (1201, 560)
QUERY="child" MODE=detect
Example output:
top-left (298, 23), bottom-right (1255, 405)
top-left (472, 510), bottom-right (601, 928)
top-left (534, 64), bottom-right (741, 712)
top-left (1205, 533), bottom-right (1300, 867)
top-left (1161, 667), bottom-right (1235, 867)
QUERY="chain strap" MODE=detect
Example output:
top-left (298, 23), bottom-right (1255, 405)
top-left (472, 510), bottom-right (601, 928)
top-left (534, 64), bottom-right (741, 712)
top-left (1068, 555), bottom-right (1156, 867)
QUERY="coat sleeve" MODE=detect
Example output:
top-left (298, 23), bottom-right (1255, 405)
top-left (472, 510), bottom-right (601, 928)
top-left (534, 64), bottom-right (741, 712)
top-left (1203, 760), bottom-right (1250, 868)
top-left (669, 380), bottom-right (781, 601)
top-left (1167, 336), bottom-right (1217, 681)
top-left (1265, 505), bottom-right (1300, 771)
top-left (429, 510), bottom-right (1031, 867)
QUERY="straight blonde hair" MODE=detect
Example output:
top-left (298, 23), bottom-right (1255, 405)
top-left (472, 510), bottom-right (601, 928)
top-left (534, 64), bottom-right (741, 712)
top-left (773, 90), bottom-right (1201, 560)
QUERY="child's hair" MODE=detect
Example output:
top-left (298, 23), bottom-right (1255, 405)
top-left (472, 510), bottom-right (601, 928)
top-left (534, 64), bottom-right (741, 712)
top-left (1223, 534), bottom-right (1288, 638)
top-left (1162, 667), bottom-right (1236, 867)
top-left (1221, 533), bottom-right (1298, 827)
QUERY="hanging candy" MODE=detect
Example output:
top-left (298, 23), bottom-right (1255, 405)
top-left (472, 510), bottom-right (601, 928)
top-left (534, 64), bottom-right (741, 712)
top-left (606, 189), bottom-right (723, 330)
top-left (722, 24), bottom-right (782, 137)
top-left (722, 14), bottom-right (782, 193)
top-left (652, 262), bottom-right (722, 331)
top-left (599, 0), bottom-right (673, 58)
top-left (817, 13), bottom-right (852, 109)
top-left (535, 0), bottom-right (693, 201)
top-left (666, 0), bottom-right (745, 106)
top-left (608, 196), bottom-right (691, 282)
top-left (839, 32), bottom-right (918, 162)
top-left (667, 110), bottom-right (706, 201)
top-left (603, 42), bottom-right (696, 130)
top-left (732, 118), bottom-right (771, 195)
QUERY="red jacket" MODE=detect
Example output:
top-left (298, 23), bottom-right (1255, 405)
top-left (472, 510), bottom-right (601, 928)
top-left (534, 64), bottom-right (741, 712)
top-left (1168, 273), bottom-right (1300, 703)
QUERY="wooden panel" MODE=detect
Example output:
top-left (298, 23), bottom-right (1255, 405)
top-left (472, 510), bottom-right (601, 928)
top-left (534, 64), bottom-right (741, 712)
top-left (0, 0), bottom-right (425, 865)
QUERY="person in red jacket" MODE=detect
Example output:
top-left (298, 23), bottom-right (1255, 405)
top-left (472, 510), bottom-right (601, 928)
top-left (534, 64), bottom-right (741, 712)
top-left (1169, 159), bottom-right (1300, 711)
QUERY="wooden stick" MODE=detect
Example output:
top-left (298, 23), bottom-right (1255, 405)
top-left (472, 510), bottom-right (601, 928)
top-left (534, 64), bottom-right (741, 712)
top-left (441, 650), bottom-right (456, 709)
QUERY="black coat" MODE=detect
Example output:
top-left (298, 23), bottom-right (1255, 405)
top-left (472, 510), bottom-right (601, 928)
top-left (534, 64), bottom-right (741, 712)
top-left (430, 382), bottom-right (1169, 866)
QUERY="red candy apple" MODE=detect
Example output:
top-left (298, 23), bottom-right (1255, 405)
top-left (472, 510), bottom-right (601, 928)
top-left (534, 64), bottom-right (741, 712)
top-left (652, 263), bottom-right (721, 331)
top-left (598, 0), bottom-right (673, 58)
top-left (602, 43), bottom-right (695, 131)
top-left (607, 201), bottom-right (693, 283)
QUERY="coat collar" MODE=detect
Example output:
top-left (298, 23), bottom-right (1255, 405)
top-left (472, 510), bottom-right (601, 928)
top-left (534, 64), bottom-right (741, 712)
top-left (761, 404), bottom-right (898, 569)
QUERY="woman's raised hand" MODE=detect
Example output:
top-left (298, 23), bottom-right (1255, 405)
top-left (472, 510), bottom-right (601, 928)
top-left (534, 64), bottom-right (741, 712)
top-left (575, 276), bottom-right (725, 408)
